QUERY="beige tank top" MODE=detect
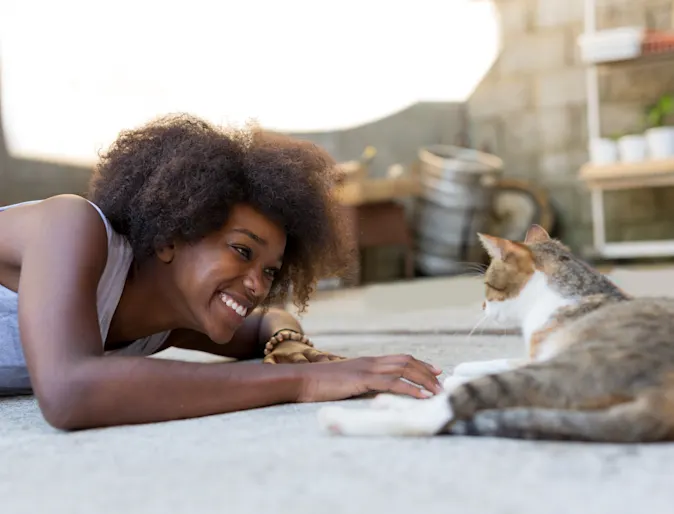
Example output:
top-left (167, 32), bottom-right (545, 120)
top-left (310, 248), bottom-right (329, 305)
top-left (0, 198), bottom-right (171, 394)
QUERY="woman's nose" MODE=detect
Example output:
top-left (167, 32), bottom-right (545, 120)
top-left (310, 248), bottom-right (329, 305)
top-left (243, 270), bottom-right (264, 298)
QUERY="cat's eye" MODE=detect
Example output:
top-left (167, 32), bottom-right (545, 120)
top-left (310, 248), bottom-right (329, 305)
top-left (485, 282), bottom-right (505, 292)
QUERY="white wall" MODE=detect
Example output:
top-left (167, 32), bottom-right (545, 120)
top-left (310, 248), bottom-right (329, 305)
top-left (0, 0), bottom-right (499, 165)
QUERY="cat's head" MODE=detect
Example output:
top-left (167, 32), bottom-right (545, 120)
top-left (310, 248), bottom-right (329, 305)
top-left (477, 225), bottom-right (625, 324)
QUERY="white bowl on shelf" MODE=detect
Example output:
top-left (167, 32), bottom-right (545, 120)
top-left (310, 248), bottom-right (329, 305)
top-left (578, 26), bottom-right (645, 64)
top-left (589, 138), bottom-right (618, 165)
top-left (618, 134), bottom-right (647, 162)
top-left (645, 126), bottom-right (674, 159)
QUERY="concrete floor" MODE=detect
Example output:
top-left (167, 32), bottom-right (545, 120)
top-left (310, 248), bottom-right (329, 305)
top-left (3, 267), bottom-right (674, 514)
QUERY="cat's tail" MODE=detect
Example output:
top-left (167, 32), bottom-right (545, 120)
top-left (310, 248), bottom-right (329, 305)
top-left (442, 374), bottom-right (673, 442)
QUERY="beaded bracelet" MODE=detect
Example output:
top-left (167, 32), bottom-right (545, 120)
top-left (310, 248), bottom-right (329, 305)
top-left (263, 329), bottom-right (314, 356)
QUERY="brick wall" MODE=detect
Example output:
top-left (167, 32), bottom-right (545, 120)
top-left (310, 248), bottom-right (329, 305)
top-left (468, 0), bottom-right (674, 255)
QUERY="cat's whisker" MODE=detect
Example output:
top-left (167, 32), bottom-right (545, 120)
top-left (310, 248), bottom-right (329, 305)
top-left (447, 261), bottom-right (488, 277)
top-left (467, 314), bottom-right (487, 342)
top-left (454, 272), bottom-right (487, 279)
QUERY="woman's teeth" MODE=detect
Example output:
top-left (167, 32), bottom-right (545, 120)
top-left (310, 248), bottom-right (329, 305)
top-left (220, 293), bottom-right (248, 317)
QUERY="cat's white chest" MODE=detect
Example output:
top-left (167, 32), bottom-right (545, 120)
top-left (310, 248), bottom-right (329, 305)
top-left (517, 272), bottom-right (576, 358)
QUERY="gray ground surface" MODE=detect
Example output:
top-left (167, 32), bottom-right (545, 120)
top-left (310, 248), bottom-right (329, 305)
top-left (3, 268), bottom-right (674, 513)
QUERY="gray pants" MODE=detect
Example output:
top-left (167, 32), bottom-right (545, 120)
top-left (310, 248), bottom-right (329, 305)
top-left (0, 284), bottom-right (33, 395)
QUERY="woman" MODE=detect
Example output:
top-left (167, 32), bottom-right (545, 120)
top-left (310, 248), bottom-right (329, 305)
top-left (0, 114), bottom-right (442, 430)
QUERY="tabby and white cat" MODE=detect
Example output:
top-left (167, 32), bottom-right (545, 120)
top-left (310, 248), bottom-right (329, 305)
top-left (317, 225), bottom-right (674, 442)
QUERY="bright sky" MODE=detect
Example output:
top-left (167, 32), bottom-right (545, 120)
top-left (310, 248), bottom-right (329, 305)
top-left (0, 0), bottom-right (499, 165)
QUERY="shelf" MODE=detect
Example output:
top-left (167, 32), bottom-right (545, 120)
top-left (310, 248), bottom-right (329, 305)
top-left (591, 240), bottom-right (674, 259)
top-left (579, 158), bottom-right (674, 190)
top-left (579, 29), bottom-right (674, 66)
top-left (580, 2), bottom-right (674, 261)
top-left (333, 177), bottom-right (420, 206)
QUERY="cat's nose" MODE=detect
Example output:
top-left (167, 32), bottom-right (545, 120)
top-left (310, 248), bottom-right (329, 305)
top-left (482, 301), bottom-right (486, 310)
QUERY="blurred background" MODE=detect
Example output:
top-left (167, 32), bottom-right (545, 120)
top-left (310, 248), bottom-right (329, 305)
top-left (2, 0), bottom-right (674, 286)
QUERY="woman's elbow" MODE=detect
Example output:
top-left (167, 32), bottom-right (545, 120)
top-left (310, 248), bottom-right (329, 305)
top-left (33, 374), bottom-right (93, 431)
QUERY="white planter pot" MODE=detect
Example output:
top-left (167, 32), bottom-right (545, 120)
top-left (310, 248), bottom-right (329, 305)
top-left (645, 126), bottom-right (674, 159)
top-left (589, 138), bottom-right (618, 165)
top-left (618, 134), bottom-right (647, 163)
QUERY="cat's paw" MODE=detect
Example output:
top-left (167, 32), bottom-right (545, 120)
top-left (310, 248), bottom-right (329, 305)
top-left (453, 358), bottom-right (516, 378)
top-left (317, 393), bottom-right (453, 437)
top-left (317, 406), bottom-right (349, 435)
top-left (442, 374), bottom-right (472, 391)
top-left (371, 393), bottom-right (423, 410)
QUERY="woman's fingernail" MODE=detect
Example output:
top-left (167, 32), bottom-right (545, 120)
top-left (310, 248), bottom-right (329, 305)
top-left (421, 389), bottom-right (434, 398)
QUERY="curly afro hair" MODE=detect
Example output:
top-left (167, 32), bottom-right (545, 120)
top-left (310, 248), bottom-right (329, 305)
top-left (87, 113), bottom-right (355, 311)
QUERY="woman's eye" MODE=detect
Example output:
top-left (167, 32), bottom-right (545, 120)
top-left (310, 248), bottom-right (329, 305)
top-left (264, 268), bottom-right (279, 280)
top-left (233, 246), bottom-right (252, 260)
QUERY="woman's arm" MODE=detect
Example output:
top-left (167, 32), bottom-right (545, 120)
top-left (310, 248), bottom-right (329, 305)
top-left (166, 307), bottom-right (303, 360)
top-left (17, 196), bottom-right (302, 429)
top-left (17, 195), bottom-right (442, 431)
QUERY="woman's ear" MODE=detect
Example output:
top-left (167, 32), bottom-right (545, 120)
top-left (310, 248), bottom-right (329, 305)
top-left (155, 237), bottom-right (176, 264)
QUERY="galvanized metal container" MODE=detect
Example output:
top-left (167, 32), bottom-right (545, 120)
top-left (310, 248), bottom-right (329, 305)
top-left (414, 145), bottom-right (503, 276)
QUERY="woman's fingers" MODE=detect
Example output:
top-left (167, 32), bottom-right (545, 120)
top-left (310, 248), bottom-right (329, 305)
top-left (375, 355), bottom-right (443, 394)
top-left (303, 349), bottom-right (333, 363)
top-left (263, 354), bottom-right (278, 364)
top-left (303, 349), bottom-right (346, 363)
top-left (388, 354), bottom-right (442, 376)
top-left (287, 352), bottom-right (311, 363)
top-left (371, 375), bottom-right (435, 399)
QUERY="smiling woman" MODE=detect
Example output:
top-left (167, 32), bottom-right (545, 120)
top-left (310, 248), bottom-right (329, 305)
top-left (0, 113), bottom-right (443, 430)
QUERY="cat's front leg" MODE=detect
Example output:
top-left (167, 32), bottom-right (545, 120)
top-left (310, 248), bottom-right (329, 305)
top-left (318, 392), bottom-right (452, 437)
top-left (451, 358), bottom-right (526, 380)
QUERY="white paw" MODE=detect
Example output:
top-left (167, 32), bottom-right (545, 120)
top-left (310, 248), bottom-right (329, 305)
top-left (317, 406), bottom-right (349, 435)
top-left (316, 393), bottom-right (453, 437)
top-left (453, 358), bottom-right (515, 379)
top-left (371, 393), bottom-right (423, 410)
top-left (442, 375), bottom-right (472, 391)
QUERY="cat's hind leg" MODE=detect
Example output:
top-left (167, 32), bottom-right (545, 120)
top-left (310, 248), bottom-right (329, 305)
top-left (441, 358), bottom-right (674, 442)
top-left (448, 393), bottom-right (671, 442)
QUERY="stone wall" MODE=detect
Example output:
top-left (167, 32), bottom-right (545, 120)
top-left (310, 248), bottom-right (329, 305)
top-left (467, 0), bottom-right (674, 256)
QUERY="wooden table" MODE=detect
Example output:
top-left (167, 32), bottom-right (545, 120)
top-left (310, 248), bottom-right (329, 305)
top-left (340, 201), bottom-right (414, 285)
top-left (334, 176), bottom-right (420, 285)
top-left (579, 157), bottom-right (674, 259)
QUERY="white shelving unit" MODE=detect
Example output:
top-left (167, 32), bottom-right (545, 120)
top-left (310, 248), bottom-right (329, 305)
top-left (580, 0), bottom-right (674, 259)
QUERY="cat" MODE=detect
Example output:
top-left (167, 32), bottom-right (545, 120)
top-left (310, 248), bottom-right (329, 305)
top-left (317, 225), bottom-right (674, 442)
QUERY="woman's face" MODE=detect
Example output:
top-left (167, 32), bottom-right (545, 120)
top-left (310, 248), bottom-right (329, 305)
top-left (164, 203), bottom-right (287, 343)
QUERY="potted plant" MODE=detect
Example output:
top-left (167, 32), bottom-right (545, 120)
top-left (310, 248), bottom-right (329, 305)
top-left (644, 93), bottom-right (674, 159)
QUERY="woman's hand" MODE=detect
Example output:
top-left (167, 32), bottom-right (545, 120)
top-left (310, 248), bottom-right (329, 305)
top-left (263, 340), bottom-right (345, 364)
top-left (294, 354), bottom-right (444, 402)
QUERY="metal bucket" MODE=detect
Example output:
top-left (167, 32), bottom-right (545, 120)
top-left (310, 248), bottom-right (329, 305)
top-left (414, 145), bottom-right (503, 276)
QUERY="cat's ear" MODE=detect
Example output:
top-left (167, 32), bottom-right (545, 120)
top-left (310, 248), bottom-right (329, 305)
top-left (478, 233), bottom-right (528, 261)
top-left (524, 224), bottom-right (550, 244)
top-left (478, 233), bottom-right (509, 260)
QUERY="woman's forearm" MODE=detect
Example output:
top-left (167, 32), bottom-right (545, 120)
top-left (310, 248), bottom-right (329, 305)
top-left (256, 307), bottom-right (303, 344)
top-left (168, 307), bottom-right (305, 360)
top-left (43, 356), bottom-right (303, 430)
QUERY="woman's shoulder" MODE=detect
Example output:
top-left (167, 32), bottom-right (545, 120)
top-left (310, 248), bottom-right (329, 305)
top-left (1, 194), bottom-right (129, 260)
